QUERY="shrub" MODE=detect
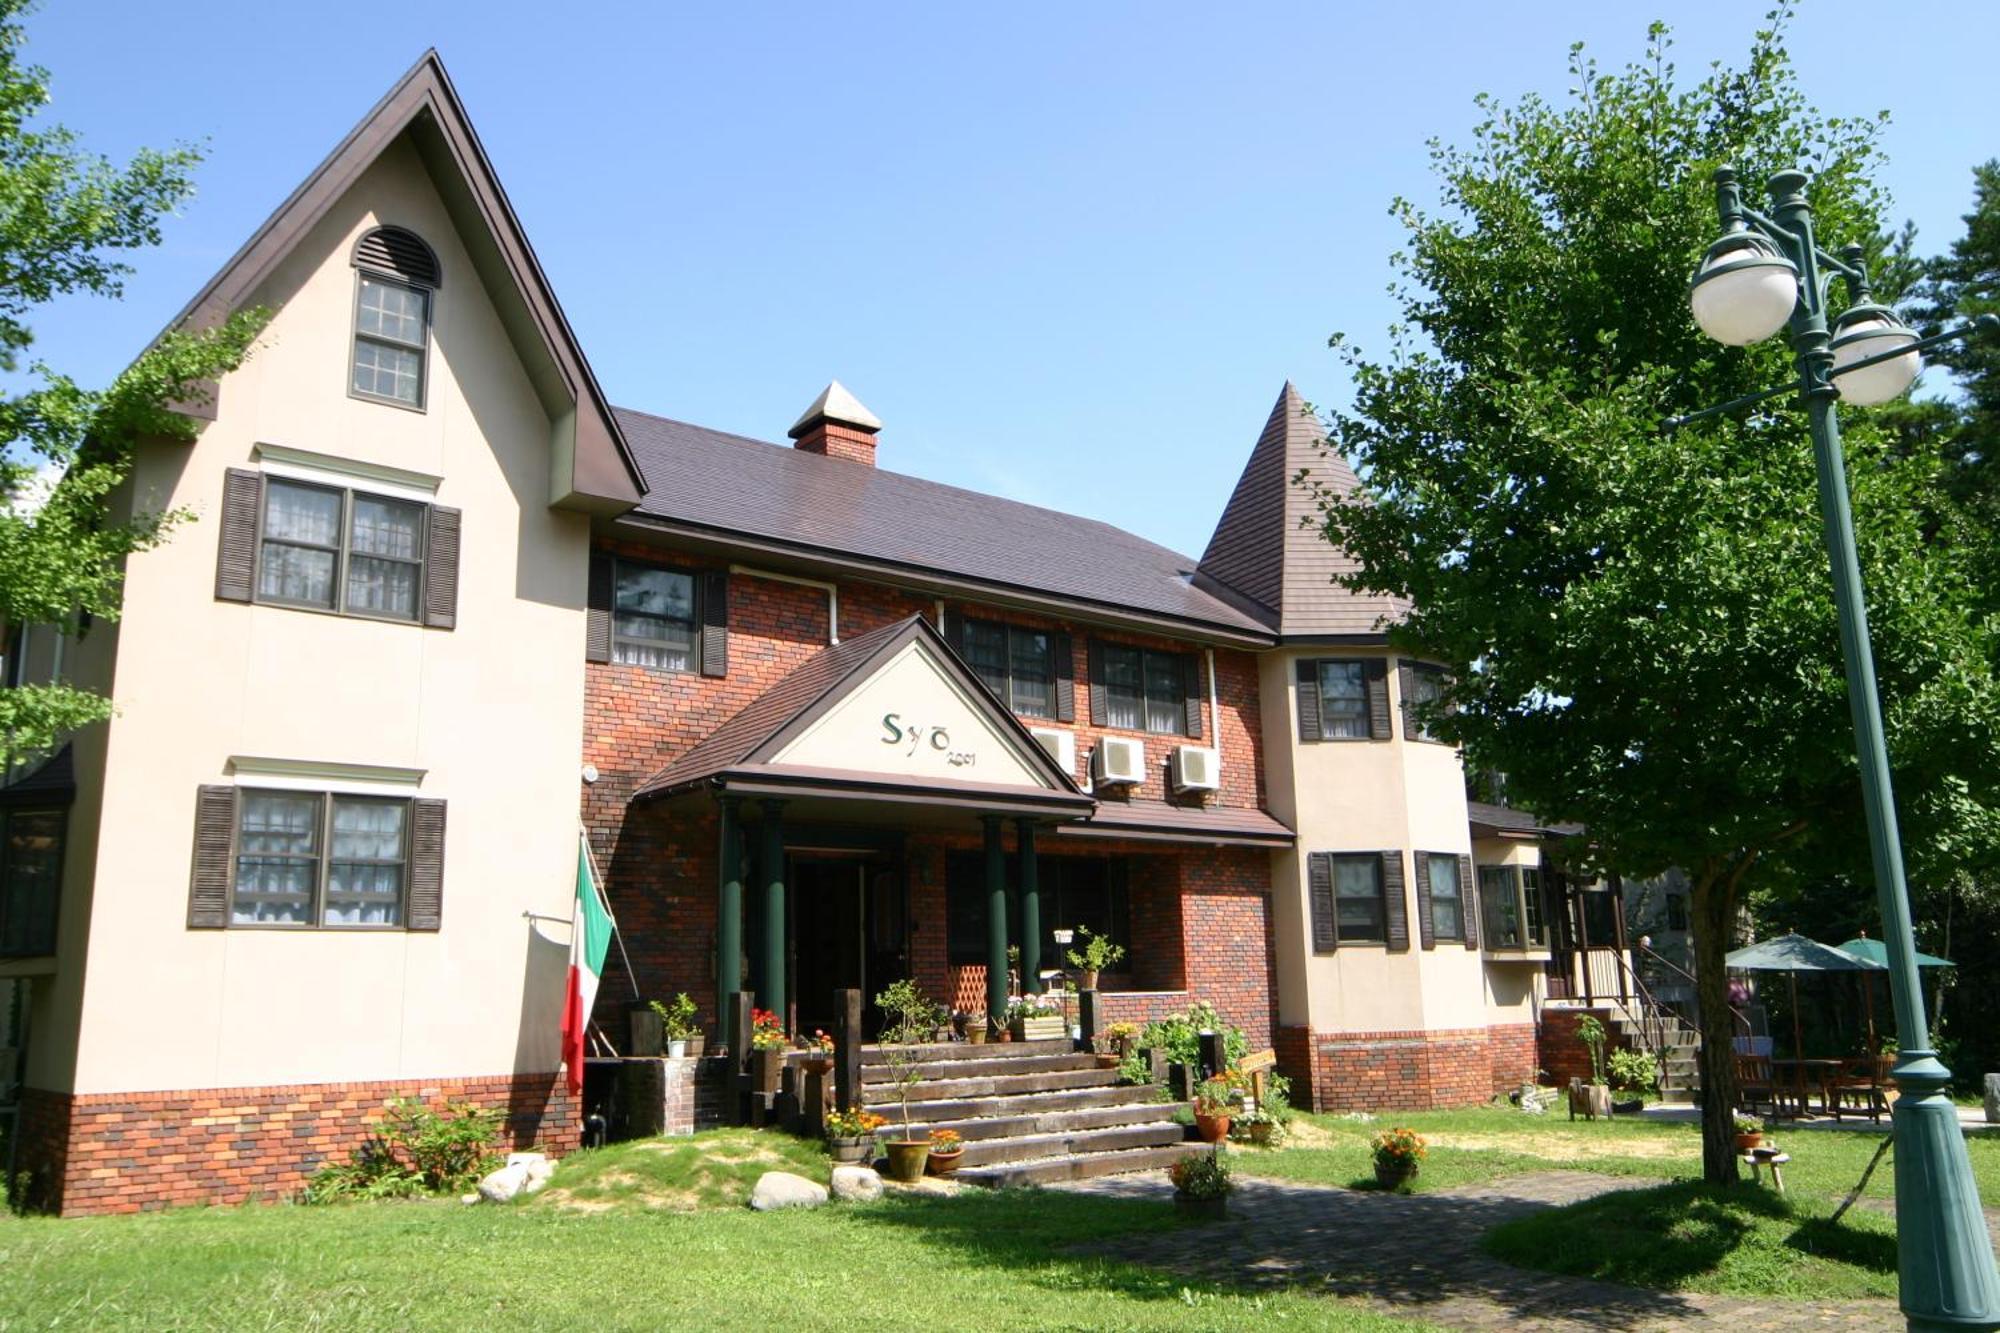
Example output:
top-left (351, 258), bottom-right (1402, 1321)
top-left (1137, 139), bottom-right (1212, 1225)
top-left (1135, 1000), bottom-right (1247, 1072)
top-left (1168, 1151), bottom-right (1231, 1199)
top-left (303, 1098), bottom-right (500, 1204)
top-left (1606, 1048), bottom-right (1657, 1094)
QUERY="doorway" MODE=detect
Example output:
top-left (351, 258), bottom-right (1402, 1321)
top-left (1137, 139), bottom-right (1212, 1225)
top-left (788, 852), bottom-right (906, 1039)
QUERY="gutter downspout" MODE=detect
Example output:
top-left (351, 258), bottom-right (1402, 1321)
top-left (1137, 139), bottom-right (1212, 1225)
top-left (1205, 648), bottom-right (1221, 772)
top-left (730, 565), bottom-right (839, 644)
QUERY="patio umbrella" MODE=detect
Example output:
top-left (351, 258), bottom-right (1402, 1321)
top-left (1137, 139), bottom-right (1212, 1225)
top-left (1724, 933), bottom-right (1884, 1062)
top-left (1836, 933), bottom-right (1952, 1052)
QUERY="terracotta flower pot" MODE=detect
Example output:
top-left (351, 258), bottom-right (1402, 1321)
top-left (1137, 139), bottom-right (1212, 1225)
top-left (1374, 1159), bottom-right (1419, 1190)
top-left (882, 1140), bottom-right (930, 1183)
top-left (802, 1055), bottom-right (833, 1077)
top-left (926, 1148), bottom-right (965, 1176)
top-left (1194, 1112), bottom-right (1231, 1144)
top-left (1080, 969), bottom-right (1100, 991)
top-left (1734, 1132), bottom-right (1764, 1152)
top-left (1093, 1052), bottom-right (1121, 1069)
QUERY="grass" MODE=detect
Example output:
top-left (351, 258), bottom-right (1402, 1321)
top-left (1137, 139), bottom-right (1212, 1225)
top-left (1230, 1104), bottom-right (1999, 1300)
top-left (0, 1131), bottom-right (1422, 1331)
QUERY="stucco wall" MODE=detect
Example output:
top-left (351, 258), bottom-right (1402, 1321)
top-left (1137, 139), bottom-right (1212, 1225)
top-left (53, 139), bottom-right (586, 1095)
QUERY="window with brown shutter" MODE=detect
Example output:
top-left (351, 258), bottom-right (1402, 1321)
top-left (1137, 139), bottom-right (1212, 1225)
top-left (1313, 851), bottom-right (1391, 946)
top-left (1399, 660), bottom-right (1450, 742)
top-left (1307, 852), bottom-right (1337, 952)
top-left (589, 554), bottom-right (726, 676)
top-left (1296, 657), bottom-right (1391, 742)
top-left (1052, 631), bottom-right (1075, 722)
top-left (1414, 850), bottom-right (1434, 949)
top-left (1417, 850), bottom-right (1467, 946)
top-left (214, 470), bottom-right (263, 603)
top-left (1094, 640), bottom-right (1195, 736)
top-left (1458, 853), bottom-right (1478, 949)
top-left (188, 785), bottom-right (443, 932)
top-left (1382, 850), bottom-right (1410, 951)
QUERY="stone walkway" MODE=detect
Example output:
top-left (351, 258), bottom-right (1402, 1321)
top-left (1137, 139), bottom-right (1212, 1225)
top-left (1063, 1170), bottom-right (1908, 1330)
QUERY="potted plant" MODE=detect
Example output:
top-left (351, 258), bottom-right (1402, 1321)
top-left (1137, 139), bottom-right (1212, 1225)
top-left (964, 1010), bottom-right (988, 1045)
top-left (1567, 1015), bottom-right (1613, 1120)
top-left (1371, 1126), bottom-right (1427, 1190)
top-left (800, 1029), bottom-right (835, 1077)
top-left (651, 993), bottom-right (700, 1059)
top-left (925, 1128), bottom-right (965, 1175)
top-left (874, 982), bottom-right (932, 1183)
top-left (1167, 1150), bottom-right (1232, 1220)
top-left (1091, 1037), bottom-right (1122, 1069)
top-left (1193, 1076), bottom-right (1237, 1143)
top-left (1733, 1114), bottom-right (1766, 1153)
top-left (1007, 995), bottom-right (1065, 1042)
top-left (1065, 926), bottom-right (1126, 991)
top-left (825, 1107), bottom-right (886, 1164)
top-left (749, 1008), bottom-right (790, 1094)
top-left (1105, 1020), bottom-right (1140, 1061)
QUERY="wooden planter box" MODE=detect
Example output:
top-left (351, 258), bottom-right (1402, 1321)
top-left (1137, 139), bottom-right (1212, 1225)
top-left (1010, 1015), bottom-right (1065, 1041)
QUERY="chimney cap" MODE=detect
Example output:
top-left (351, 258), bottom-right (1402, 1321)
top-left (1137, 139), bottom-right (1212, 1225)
top-left (788, 380), bottom-right (882, 438)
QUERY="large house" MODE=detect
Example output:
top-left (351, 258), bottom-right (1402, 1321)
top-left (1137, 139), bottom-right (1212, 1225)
top-left (0, 53), bottom-right (1594, 1215)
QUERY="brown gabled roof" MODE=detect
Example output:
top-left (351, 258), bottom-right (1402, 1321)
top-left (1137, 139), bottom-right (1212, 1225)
top-left (611, 409), bottom-right (1273, 645)
top-left (1056, 798), bottom-right (1293, 848)
top-left (1196, 383), bottom-right (1411, 641)
top-left (166, 51), bottom-right (643, 512)
top-left (1467, 800), bottom-right (1581, 840)
top-left (633, 615), bottom-right (1086, 802)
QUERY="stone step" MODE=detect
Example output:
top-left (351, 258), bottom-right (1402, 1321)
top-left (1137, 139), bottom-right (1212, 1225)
top-left (904, 1100), bottom-right (1186, 1143)
top-left (862, 1082), bottom-right (1165, 1124)
top-left (860, 1038), bottom-right (1073, 1064)
top-left (953, 1142), bottom-right (1205, 1188)
top-left (955, 1120), bottom-right (1186, 1168)
top-left (1657, 1087), bottom-right (1697, 1105)
top-left (861, 1052), bottom-right (1102, 1084)
top-left (867, 1065), bottom-right (1122, 1103)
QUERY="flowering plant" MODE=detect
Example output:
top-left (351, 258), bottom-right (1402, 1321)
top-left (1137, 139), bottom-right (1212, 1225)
top-left (825, 1108), bottom-right (886, 1139)
top-left (927, 1128), bottom-right (962, 1152)
top-left (800, 1029), bottom-right (836, 1055)
top-left (1006, 995), bottom-right (1062, 1021)
top-left (1371, 1127), bottom-right (1428, 1169)
top-left (1194, 1075), bottom-right (1243, 1116)
top-left (1105, 1021), bottom-right (1140, 1041)
top-left (1168, 1151), bottom-right (1231, 1200)
top-left (749, 1008), bottom-right (789, 1052)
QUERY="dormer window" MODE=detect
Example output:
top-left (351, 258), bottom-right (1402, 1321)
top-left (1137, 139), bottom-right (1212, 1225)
top-left (350, 226), bottom-right (440, 409)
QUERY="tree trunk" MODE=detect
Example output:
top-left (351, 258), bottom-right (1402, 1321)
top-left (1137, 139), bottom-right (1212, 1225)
top-left (1688, 865), bottom-right (1742, 1185)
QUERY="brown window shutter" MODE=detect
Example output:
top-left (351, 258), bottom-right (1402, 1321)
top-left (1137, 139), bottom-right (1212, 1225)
top-left (1182, 653), bottom-right (1203, 740)
top-left (1087, 638), bottom-right (1106, 725)
top-left (1413, 850), bottom-right (1436, 949)
top-left (942, 607), bottom-right (964, 653)
top-left (585, 552), bottom-right (613, 663)
top-left (1397, 660), bottom-right (1418, 739)
top-left (188, 785), bottom-right (236, 928)
top-left (1308, 852), bottom-right (1337, 952)
top-left (214, 468), bottom-right (263, 604)
top-left (700, 570), bottom-right (729, 677)
top-left (1295, 660), bottom-right (1322, 742)
top-left (422, 505), bottom-right (461, 629)
top-left (1382, 850), bottom-right (1410, 951)
top-left (406, 798), bottom-right (447, 931)
top-left (1365, 658), bottom-right (1392, 739)
top-left (1052, 630), bottom-right (1075, 722)
top-left (1459, 853), bottom-right (1478, 949)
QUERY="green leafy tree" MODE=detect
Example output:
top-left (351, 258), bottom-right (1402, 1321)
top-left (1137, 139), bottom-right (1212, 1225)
top-left (1309, 13), bottom-right (2000, 1182)
top-left (0, 0), bottom-right (262, 767)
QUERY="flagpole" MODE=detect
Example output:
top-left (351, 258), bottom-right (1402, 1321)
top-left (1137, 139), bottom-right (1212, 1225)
top-left (579, 826), bottom-right (643, 999)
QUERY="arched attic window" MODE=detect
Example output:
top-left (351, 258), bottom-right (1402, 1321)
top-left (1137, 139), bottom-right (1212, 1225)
top-left (349, 226), bottom-right (440, 409)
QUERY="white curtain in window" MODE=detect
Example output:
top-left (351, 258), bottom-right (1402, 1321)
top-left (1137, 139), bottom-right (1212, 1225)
top-left (233, 791), bottom-right (319, 924)
top-left (324, 799), bottom-right (405, 926)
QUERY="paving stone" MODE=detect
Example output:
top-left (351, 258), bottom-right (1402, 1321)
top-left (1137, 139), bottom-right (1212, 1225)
top-left (1061, 1169), bottom-right (1969, 1330)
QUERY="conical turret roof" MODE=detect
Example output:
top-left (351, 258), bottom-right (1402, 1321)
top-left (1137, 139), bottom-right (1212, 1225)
top-left (1196, 383), bottom-right (1409, 638)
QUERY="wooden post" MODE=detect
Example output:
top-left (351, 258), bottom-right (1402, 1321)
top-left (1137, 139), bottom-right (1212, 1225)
top-left (727, 991), bottom-right (752, 1125)
top-left (1148, 1045), bottom-right (1167, 1088)
top-left (1576, 887), bottom-right (1596, 1007)
top-left (1017, 819), bottom-right (1041, 993)
top-left (1078, 988), bottom-right (1102, 1053)
top-left (1197, 1030), bottom-right (1225, 1082)
top-left (834, 987), bottom-right (863, 1113)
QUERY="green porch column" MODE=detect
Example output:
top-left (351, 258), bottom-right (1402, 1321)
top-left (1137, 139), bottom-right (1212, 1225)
top-left (983, 815), bottom-right (1008, 1026)
top-left (760, 800), bottom-right (787, 1024)
top-left (715, 795), bottom-right (743, 1035)
top-left (1017, 819), bottom-right (1042, 994)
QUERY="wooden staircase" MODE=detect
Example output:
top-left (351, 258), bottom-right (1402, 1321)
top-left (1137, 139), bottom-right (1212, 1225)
top-left (857, 1038), bottom-right (1202, 1186)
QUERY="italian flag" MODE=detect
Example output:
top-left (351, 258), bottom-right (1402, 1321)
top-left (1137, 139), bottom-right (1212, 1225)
top-left (560, 835), bottom-right (614, 1097)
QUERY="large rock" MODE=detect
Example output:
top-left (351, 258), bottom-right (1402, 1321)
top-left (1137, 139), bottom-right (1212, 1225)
top-left (830, 1165), bottom-right (884, 1203)
top-left (1984, 1073), bottom-right (2000, 1124)
top-left (477, 1162), bottom-right (531, 1203)
top-left (508, 1152), bottom-right (556, 1195)
top-left (750, 1171), bottom-right (829, 1211)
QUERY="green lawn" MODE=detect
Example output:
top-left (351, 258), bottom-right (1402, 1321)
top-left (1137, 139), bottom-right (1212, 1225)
top-left (0, 1131), bottom-right (1422, 1332)
top-left (1230, 1105), bottom-right (2000, 1300)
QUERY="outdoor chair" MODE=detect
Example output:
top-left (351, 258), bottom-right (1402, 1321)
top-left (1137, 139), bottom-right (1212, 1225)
top-left (1736, 1053), bottom-right (1804, 1119)
top-left (1829, 1057), bottom-right (1886, 1124)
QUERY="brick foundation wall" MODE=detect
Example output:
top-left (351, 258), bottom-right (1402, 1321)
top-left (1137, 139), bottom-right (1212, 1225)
top-left (1487, 1021), bottom-right (1539, 1094)
top-left (15, 1071), bottom-right (576, 1216)
top-left (1290, 1026), bottom-right (1523, 1112)
top-left (1538, 1007), bottom-right (1630, 1087)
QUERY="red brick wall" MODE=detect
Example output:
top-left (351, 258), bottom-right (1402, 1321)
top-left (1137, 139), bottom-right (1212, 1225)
top-left (14, 1072), bottom-right (576, 1216)
top-left (1488, 1021), bottom-right (1539, 1094)
top-left (1538, 1007), bottom-right (1629, 1087)
top-left (1292, 1027), bottom-right (1514, 1112)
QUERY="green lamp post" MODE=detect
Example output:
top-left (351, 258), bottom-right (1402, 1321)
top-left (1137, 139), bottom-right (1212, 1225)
top-left (1687, 165), bottom-right (2000, 1331)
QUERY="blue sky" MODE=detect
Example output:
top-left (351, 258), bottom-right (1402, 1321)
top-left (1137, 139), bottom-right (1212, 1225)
top-left (24, 2), bottom-right (2000, 557)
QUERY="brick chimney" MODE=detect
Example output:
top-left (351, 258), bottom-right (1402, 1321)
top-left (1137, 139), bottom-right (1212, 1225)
top-left (788, 381), bottom-right (882, 465)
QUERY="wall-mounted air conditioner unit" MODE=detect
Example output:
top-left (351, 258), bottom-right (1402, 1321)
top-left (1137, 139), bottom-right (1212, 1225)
top-left (1091, 736), bottom-right (1145, 787)
top-left (1028, 726), bottom-right (1075, 777)
top-left (1171, 745), bottom-right (1220, 794)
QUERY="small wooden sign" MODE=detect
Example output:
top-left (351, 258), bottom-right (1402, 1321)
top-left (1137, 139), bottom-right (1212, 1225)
top-left (1239, 1048), bottom-right (1277, 1074)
